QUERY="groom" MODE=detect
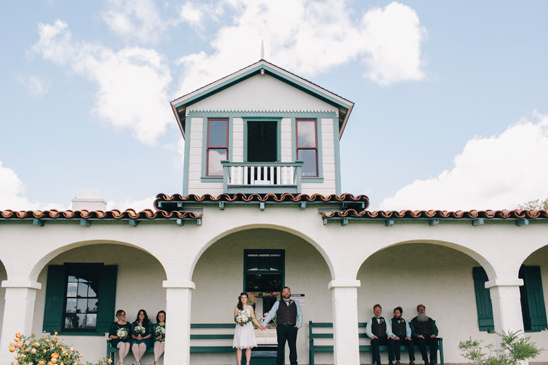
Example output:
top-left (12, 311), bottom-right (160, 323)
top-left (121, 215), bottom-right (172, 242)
top-left (262, 286), bottom-right (303, 365)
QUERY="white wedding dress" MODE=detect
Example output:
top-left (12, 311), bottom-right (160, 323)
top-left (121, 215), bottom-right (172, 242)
top-left (233, 307), bottom-right (257, 349)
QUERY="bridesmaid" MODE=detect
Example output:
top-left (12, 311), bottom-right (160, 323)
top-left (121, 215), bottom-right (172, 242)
top-left (131, 309), bottom-right (153, 365)
top-left (109, 309), bottom-right (132, 365)
top-left (151, 310), bottom-right (166, 365)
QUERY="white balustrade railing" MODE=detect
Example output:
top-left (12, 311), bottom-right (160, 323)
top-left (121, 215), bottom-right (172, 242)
top-left (222, 161), bottom-right (303, 193)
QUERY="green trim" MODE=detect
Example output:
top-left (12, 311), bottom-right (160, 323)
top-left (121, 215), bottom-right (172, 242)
top-left (201, 176), bottom-right (223, 182)
top-left (333, 115), bottom-right (342, 195)
top-left (183, 115), bottom-right (192, 196)
top-left (302, 177), bottom-right (324, 183)
top-left (243, 118), bottom-right (281, 162)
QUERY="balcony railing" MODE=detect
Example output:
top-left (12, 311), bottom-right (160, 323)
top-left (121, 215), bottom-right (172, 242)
top-left (222, 161), bottom-right (303, 194)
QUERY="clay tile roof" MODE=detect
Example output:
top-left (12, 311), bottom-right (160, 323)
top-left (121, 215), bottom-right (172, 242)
top-left (0, 209), bottom-right (202, 221)
top-left (322, 209), bottom-right (548, 220)
top-left (154, 193), bottom-right (370, 210)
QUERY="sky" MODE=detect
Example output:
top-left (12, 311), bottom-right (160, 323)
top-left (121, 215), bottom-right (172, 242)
top-left (1, 0), bottom-right (548, 212)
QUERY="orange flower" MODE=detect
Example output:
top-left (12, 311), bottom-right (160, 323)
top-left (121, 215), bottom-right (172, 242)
top-left (9, 345), bottom-right (15, 352)
top-left (52, 353), bottom-right (59, 359)
top-left (15, 333), bottom-right (21, 339)
top-left (16, 341), bottom-right (23, 348)
top-left (38, 361), bottom-right (45, 365)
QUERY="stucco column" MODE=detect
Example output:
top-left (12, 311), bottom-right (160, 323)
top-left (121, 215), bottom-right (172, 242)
top-left (486, 278), bottom-right (524, 333)
top-left (162, 281), bottom-right (194, 365)
top-left (0, 281), bottom-right (41, 365)
top-left (329, 280), bottom-right (361, 365)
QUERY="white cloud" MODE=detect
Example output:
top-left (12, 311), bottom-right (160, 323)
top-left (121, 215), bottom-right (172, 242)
top-left (17, 74), bottom-right (51, 98)
top-left (102, 0), bottom-right (166, 44)
top-left (175, 0), bottom-right (425, 94)
top-left (361, 2), bottom-right (425, 85)
top-left (32, 20), bottom-right (173, 144)
top-left (379, 112), bottom-right (548, 211)
top-left (107, 195), bottom-right (156, 211)
top-left (0, 161), bottom-right (66, 211)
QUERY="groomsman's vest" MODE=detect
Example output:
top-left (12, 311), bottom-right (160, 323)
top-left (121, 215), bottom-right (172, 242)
top-left (391, 318), bottom-right (407, 338)
top-left (277, 300), bottom-right (297, 325)
top-left (413, 318), bottom-right (434, 337)
top-left (371, 317), bottom-right (387, 337)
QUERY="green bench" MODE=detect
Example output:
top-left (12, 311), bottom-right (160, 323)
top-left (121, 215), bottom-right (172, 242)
top-left (107, 323), bottom-right (275, 364)
top-left (309, 321), bottom-right (444, 365)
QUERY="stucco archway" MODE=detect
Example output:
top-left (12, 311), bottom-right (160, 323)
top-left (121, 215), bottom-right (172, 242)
top-left (356, 241), bottom-right (494, 364)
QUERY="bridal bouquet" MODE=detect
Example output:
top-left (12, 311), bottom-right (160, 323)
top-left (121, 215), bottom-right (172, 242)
top-left (155, 326), bottom-right (166, 339)
top-left (234, 310), bottom-right (252, 326)
top-left (133, 325), bottom-right (146, 335)
top-left (117, 327), bottom-right (129, 339)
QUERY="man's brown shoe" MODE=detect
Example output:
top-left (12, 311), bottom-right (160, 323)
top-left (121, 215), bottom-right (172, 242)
top-left (396, 361), bottom-right (401, 365)
top-left (409, 362), bottom-right (415, 365)
top-left (430, 360), bottom-right (435, 365)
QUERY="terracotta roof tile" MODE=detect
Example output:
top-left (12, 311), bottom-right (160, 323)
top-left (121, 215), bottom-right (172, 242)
top-left (322, 209), bottom-right (548, 220)
top-left (0, 209), bottom-right (201, 221)
top-left (154, 193), bottom-right (370, 210)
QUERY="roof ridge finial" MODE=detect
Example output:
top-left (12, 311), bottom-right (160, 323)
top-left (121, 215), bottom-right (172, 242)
top-left (261, 40), bottom-right (265, 60)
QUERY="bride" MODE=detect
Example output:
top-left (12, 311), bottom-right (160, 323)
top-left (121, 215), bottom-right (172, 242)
top-left (233, 293), bottom-right (265, 365)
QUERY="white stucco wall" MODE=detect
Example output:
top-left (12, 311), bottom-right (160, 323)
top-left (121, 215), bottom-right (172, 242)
top-left (191, 228), bottom-right (332, 364)
top-left (1, 207), bottom-right (548, 364)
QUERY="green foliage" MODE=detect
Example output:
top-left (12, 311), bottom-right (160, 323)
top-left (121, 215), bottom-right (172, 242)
top-left (459, 331), bottom-right (543, 365)
top-left (517, 197), bottom-right (548, 210)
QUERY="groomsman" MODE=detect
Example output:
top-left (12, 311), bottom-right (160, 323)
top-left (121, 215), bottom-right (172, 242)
top-left (391, 306), bottom-right (416, 365)
top-left (366, 304), bottom-right (395, 365)
top-left (262, 287), bottom-right (303, 365)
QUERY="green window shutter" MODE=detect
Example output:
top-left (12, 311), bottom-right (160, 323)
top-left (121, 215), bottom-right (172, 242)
top-left (521, 266), bottom-right (548, 332)
top-left (472, 267), bottom-right (494, 332)
top-left (43, 265), bottom-right (66, 333)
top-left (96, 265), bottom-right (118, 333)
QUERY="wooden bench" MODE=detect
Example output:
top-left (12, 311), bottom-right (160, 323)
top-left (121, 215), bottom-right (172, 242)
top-left (309, 321), bottom-right (444, 365)
top-left (107, 339), bottom-right (153, 362)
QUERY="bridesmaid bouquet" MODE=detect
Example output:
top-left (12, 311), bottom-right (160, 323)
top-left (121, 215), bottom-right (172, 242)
top-left (133, 325), bottom-right (146, 335)
top-left (155, 326), bottom-right (166, 339)
top-left (234, 310), bottom-right (252, 326)
top-left (117, 328), bottom-right (129, 339)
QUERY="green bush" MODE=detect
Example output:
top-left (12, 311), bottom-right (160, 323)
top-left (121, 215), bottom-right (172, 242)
top-left (458, 331), bottom-right (543, 365)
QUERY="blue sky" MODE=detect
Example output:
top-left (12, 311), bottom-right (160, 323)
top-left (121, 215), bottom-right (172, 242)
top-left (1, 0), bottom-right (547, 211)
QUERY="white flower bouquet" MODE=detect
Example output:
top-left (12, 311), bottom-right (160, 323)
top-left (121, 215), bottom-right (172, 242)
top-left (155, 326), bottom-right (165, 338)
top-left (133, 325), bottom-right (146, 335)
top-left (117, 328), bottom-right (129, 339)
top-left (235, 310), bottom-right (252, 326)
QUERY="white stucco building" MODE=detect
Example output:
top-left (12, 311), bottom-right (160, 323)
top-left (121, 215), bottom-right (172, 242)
top-left (0, 60), bottom-right (547, 365)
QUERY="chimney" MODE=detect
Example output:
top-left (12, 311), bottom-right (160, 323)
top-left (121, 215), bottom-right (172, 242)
top-left (71, 190), bottom-right (108, 211)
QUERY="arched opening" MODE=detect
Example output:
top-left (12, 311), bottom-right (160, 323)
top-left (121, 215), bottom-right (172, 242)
top-left (191, 228), bottom-right (331, 365)
top-left (357, 242), bottom-right (492, 364)
top-left (33, 243), bottom-right (167, 363)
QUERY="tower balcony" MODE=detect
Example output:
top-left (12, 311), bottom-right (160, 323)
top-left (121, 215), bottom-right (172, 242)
top-left (221, 161), bottom-right (303, 194)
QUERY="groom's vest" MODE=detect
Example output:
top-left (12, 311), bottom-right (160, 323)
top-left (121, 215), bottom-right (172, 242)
top-left (277, 300), bottom-right (297, 325)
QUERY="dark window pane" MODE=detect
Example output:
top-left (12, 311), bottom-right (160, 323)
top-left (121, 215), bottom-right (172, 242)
top-left (66, 298), bottom-right (77, 313)
top-left (77, 314), bottom-right (86, 328)
top-left (88, 284), bottom-right (97, 298)
top-left (88, 299), bottom-right (98, 313)
top-left (64, 315), bottom-right (78, 330)
top-left (208, 149), bottom-right (227, 176)
top-left (245, 274), bottom-right (282, 292)
top-left (77, 282), bottom-right (88, 297)
top-left (66, 283), bottom-right (78, 297)
top-left (209, 120), bottom-right (228, 147)
top-left (297, 121), bottom-right (316, 148)
top-left (77, 299), bottom-right (87, 314)
top-left (86, 314), bottom-right (97, 329)
top-left (298, 149), bottom-right (317, 177)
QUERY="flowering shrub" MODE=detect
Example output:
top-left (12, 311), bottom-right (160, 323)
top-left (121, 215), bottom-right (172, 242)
top-left (9, 332), bottom-right (112, 365)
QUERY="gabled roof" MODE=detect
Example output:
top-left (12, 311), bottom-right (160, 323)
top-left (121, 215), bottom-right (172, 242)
top-left (170, 59), bottom-right (354, 139)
